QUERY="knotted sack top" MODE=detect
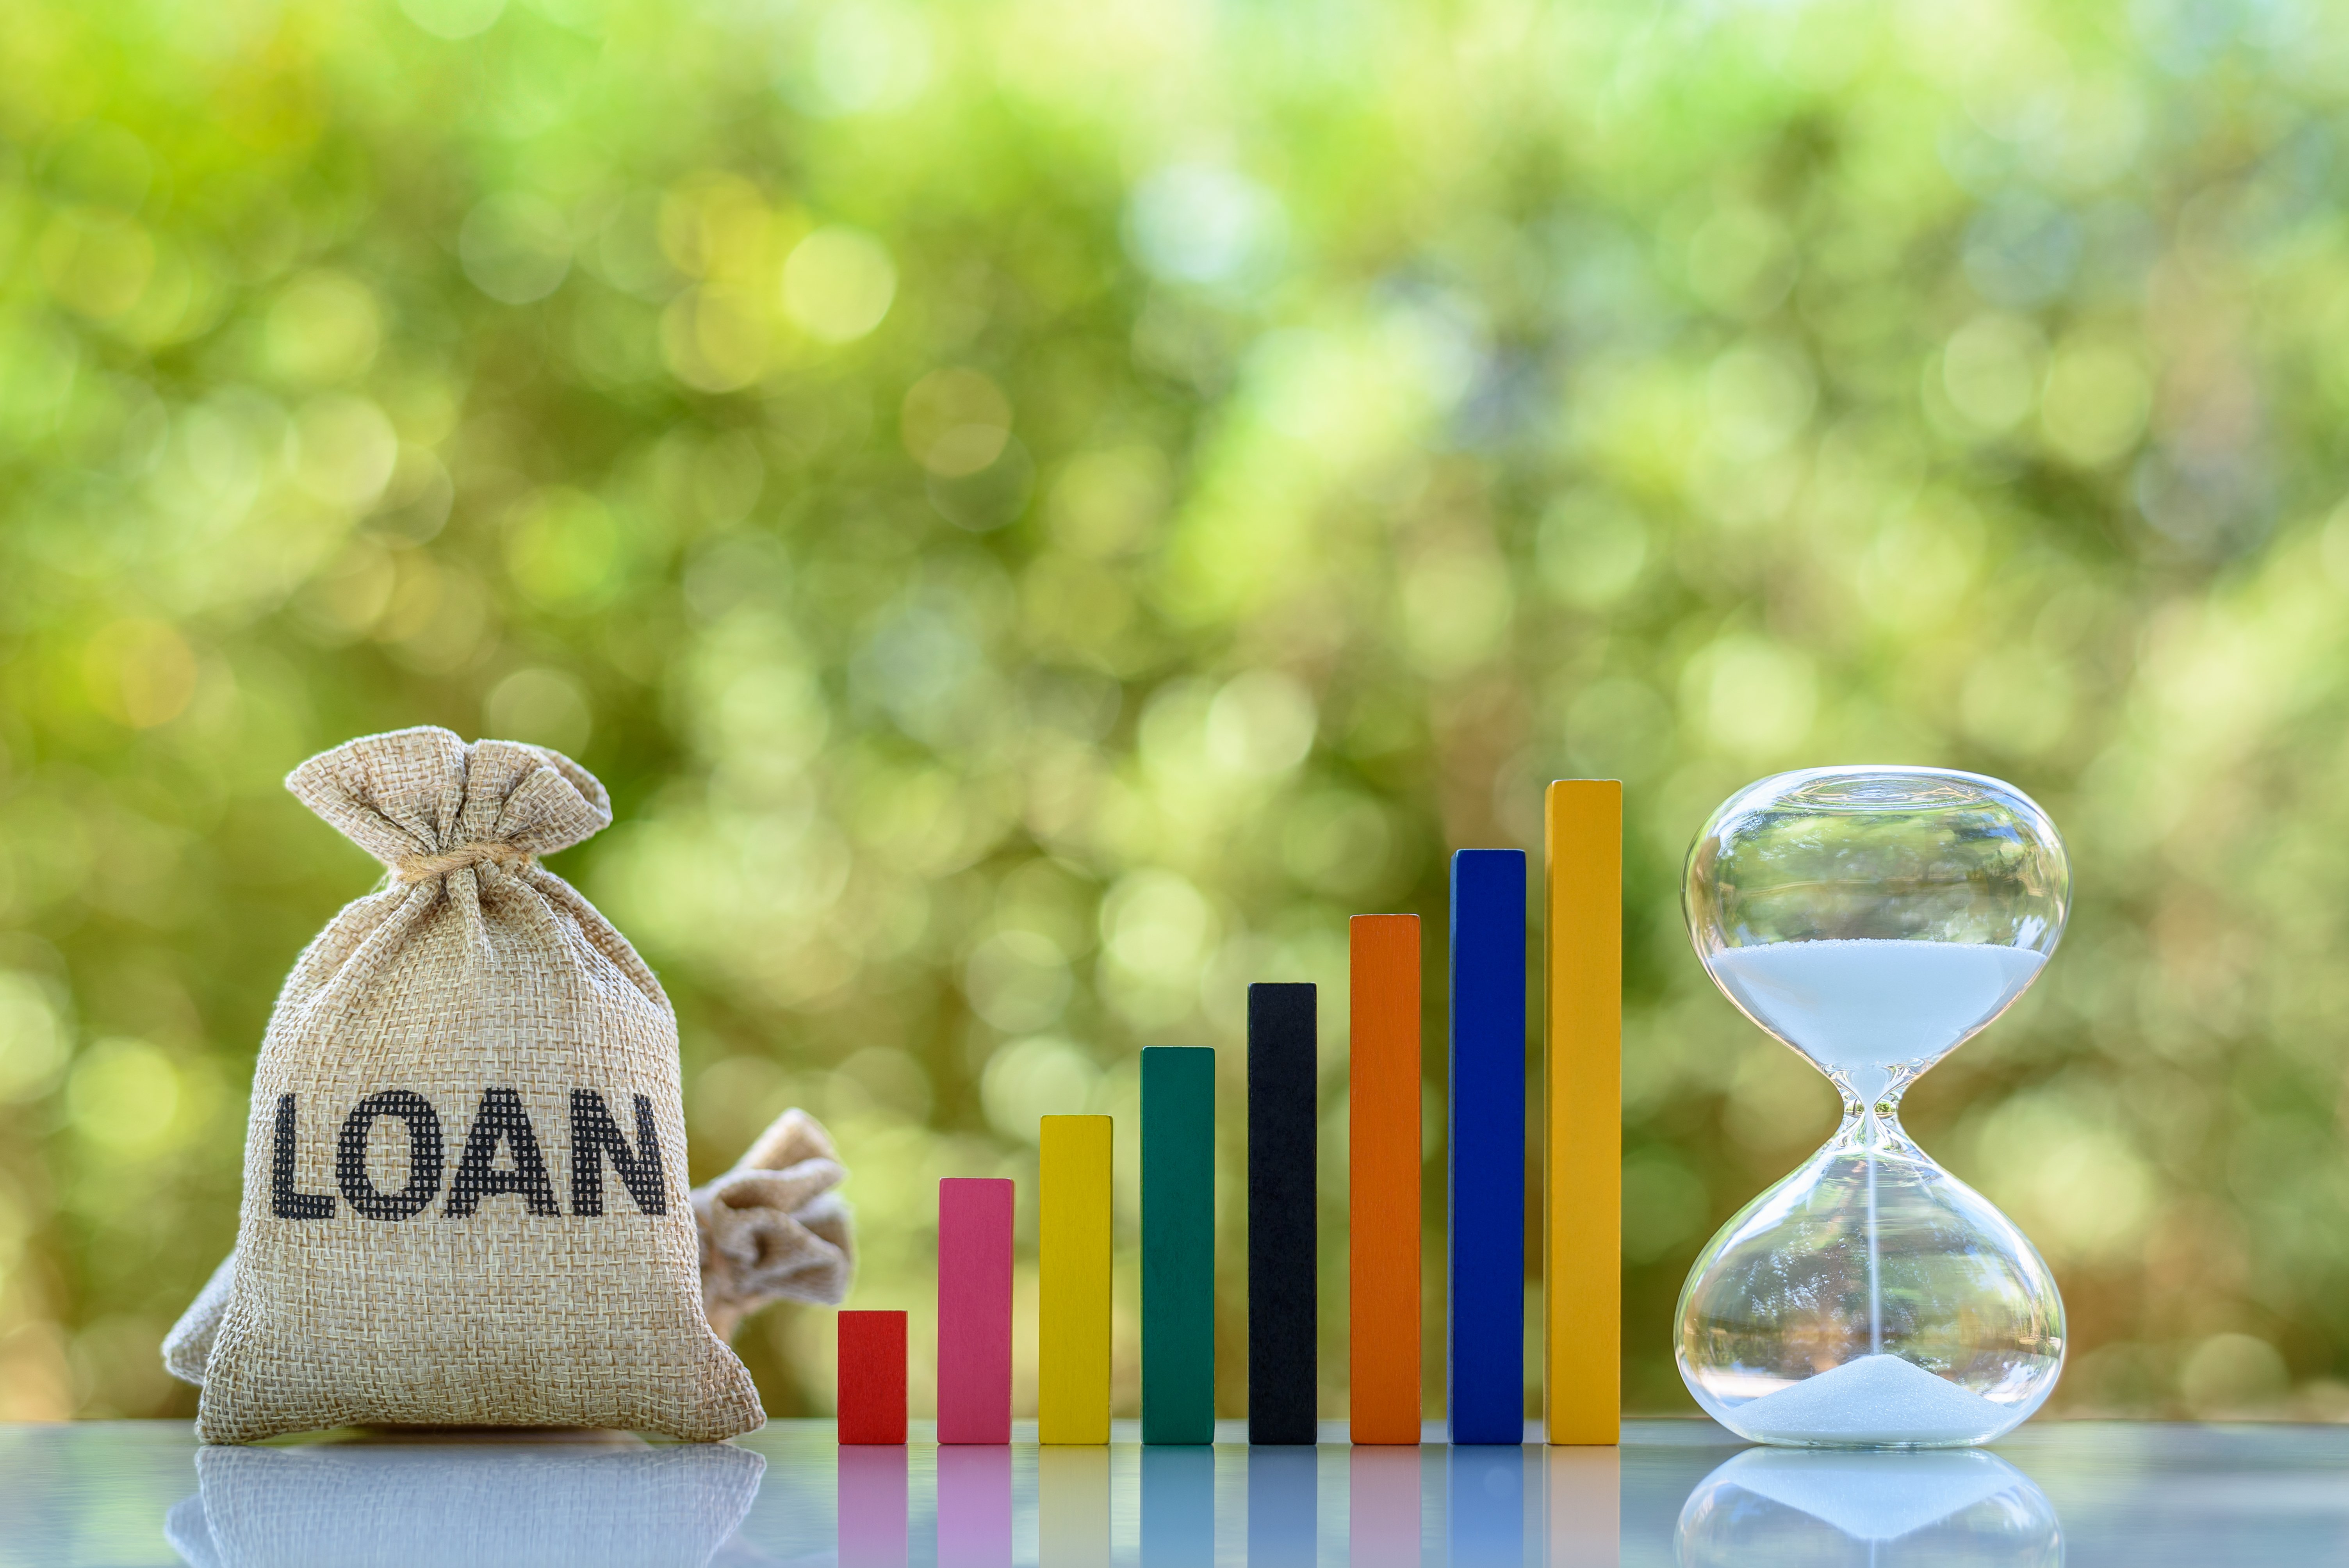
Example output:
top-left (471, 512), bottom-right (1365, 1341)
top-left (287, 725), bottom-right (612, 884)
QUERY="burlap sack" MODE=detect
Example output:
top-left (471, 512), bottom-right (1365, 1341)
top-left (185, 727), bottom-right (761, 1443)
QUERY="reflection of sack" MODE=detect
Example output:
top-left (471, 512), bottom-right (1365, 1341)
top-left (166, 1440), bottom-right (765, 1568)
top-left (167, 1108), bottom-right (859, 1386)
top-left (182, 728), bottom-right (759, 1443)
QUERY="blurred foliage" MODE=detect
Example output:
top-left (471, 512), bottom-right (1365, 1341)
top-left (3, 0), bottom-right (2349, 1427)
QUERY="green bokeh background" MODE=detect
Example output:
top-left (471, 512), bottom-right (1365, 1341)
top-left (3, 0), bottom-right (2346, 1425)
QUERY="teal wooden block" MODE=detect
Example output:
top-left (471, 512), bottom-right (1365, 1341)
top-left (1142, 1045), bottom-right (1215, 1445)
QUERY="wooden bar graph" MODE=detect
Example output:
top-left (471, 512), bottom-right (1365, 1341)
top-left (838, 1310), bottom-right (908, 1445)
top-left (1349, 914), bottom-right (1422, 1445)
top-left (1142, 1045), bottom-right (1215, 1445)
top-left (1543, 780), bottom-right (1621, 1447)
top-left (939, 1176), bottom-right (1014, 1444)
top-left (1449, 849), bottom-right (1526, 1445)
top-left (1248, 982), bottom-right (1318, 1445)
top-left (1039, 1114), bottom-right (1112, 1445)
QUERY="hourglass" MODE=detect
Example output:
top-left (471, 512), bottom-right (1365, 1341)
top-left (1677, 766), bottom-right (2068, 1447)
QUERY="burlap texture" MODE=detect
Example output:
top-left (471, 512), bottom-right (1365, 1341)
top-left (164, 1254), bottom-right (237, 1387)
top-left (696, 1107), bottom-right (854, 1340)
top-left (190, 727), bottom-right (761, 1443)
top-left (168, 1109), bottom-right (857, 1386)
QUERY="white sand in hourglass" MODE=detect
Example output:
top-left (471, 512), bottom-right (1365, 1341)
top-left (1723, 1354), bottom-right (2013, 1447)
top-left (1704, 937), bottom-right (2048, 1443)
top-left (1709, 939), bottom-right (2045, 1091)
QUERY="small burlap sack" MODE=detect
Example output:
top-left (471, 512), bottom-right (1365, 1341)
top-left (182, 727), bottom-right (761, 1443)
top-left (696, 1108), bottom-right (854, 1340)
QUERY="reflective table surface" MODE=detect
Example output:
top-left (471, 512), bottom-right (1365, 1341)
top-left (7, 1417), bottom-right (2349, 1565)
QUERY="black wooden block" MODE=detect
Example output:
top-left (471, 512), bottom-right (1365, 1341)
top-left (1248, 981), bottom-right (1317, 1445)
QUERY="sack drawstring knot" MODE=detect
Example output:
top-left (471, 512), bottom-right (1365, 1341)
top-left (393, 841), bottom-right (535, 884)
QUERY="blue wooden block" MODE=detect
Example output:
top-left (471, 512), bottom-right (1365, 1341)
top-left (1449, 849), bottom-right (1526, 1446)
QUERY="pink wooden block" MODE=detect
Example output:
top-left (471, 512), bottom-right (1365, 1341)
top-left (937, 1176), bottom-right (1014, 1444)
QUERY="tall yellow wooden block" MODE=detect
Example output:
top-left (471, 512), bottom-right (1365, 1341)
top-left (1039, 1114), bottom-right (1113, 1445)
top-left (1545, 780), bottom-right (1622, 1446)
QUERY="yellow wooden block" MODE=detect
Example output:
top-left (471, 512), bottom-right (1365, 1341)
top-left (1039, 1114), bottom-right (1113, 1445)
top-left (1545, 780), bottom-right (1622, 1446)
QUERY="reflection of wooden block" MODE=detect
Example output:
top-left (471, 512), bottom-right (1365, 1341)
top-left (1038, 1445), bottom-right (1110, 1568)
top-left (1449, 850), bottom-right (1525, 1446)
top-left (1040, 1115), bottom-right (1112, 1445)
top-left (1349, 914), bottom-right (1422, 1446)
top-left (838, 1444), bottom-right (910, 1568)
top-left (1447, 1446), bottom-right (1526, 1565)
top-left (937, 1445), bottom-right (1012, 1568)
top-left (1349, 1446), bottom-right (1424, 1568)
top-left (1141, 1446), bottom-right (1215, 1568)
top-left (939, 1177), bottom-right (1014, 1444)
top-left (1543, 1446), bottom-right (1621, 1566)
top-left (1545, 781), bottom-right (1622, 1448)
top-left (838, 1310), bottom-right (908, 1445)
top-left (1248, 982), bottom-right (1317, 1445)
top-left (1248, 1447), bottom-right (1318, 1559)
top-left (1142, 1046), bottom-right (1215, 1445)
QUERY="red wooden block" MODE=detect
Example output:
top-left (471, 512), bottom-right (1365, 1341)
top-left (938, 1177), bottom-right (1014, 1444)
top-left (838, 1310), bottom-right (908, 1445)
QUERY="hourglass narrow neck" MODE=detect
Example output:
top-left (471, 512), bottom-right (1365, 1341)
top-left (1828, 1067), bottom-right (1921, 1153)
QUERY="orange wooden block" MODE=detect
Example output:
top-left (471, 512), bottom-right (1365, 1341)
top-left (1349, 913), bottom-right (1422, 1445)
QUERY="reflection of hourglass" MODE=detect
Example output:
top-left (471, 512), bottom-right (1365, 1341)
top-left (1677, 767), bottom-right (2068, 1447)
top-left (1676, 1448), bottom-right (2063, 1566)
